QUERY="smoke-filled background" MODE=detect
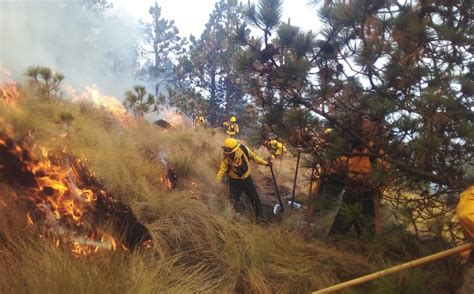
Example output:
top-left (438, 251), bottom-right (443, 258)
top-left (0, 0), bottom-right (138, 97)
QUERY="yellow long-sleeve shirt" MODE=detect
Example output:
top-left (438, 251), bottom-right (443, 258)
top-left (457, 186), bottom-right (474, 241)
top-left (223, 122), bottom-right (239, 137)
top-left (216, 144), bottom-right (268, 182)
top-left (268, 139), bottom-right (287, 157)
top-left (194, 116), bottom-right (205, 127)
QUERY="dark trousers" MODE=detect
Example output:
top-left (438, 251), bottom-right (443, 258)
top-left (329, 189), bottom-right (375, 236)
top-left (319, 176), bottom-right (346, 202)
top-left (228, 176), bottom-right (262, 218)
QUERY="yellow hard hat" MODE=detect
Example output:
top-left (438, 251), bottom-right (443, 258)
top-left (230, 116), bottom-right (237, 122)
top-left (222, 138), bottom-right (240, 154)
top-left (324, 128), bottom-right (333, 134)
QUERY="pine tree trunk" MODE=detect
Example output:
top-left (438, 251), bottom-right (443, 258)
top-left (303, 167), bottom-right (322, 238)
top-left (209, 69), bottom-right (217, 125)
top-left (155, 83), bottom-right (160, 100)
top-left (374, 193), bottom-right (381, 235)
top-left (224, 79), bottom-right (231, 116)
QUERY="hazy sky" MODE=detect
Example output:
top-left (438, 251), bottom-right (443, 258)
top-left (0, 0), bottom-right (322, 98)
top-left (112, 0), bottom-right (321, 38)
top-left (0, 0), bottom-right (140, 96)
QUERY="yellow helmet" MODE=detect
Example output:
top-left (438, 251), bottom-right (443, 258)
top-left (324, 128), bottom-right (333, 134)
top-left (230, 116), bottom-right (237, 122)
top-left (222, 138), bottom-right (240, 154)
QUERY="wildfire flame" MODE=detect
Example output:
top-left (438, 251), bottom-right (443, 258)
top-left (159, 154), bottom-right (178, 189)
top-left (0, 136), bottom-right (152, 256)
top-left (0, 65), bottom-right (19, 106)
top-left (75, 85), bottom-right (135, 126)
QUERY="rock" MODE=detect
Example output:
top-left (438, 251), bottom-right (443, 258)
top-left (154, 119), bottom-right (172, 129)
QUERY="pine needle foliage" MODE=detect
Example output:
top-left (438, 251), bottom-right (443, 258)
top-left (25, 66), bottom-right (65, 99)
top-left (123, 85), bottom-right (155, 118)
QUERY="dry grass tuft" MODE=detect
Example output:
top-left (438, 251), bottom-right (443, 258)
top-left (0, 92), bottom-right (374, 293)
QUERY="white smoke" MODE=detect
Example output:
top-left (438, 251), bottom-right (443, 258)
top-left (0, 0), bottom-right (139, 98)
top-left (145, 105), bottom-right (192, 128)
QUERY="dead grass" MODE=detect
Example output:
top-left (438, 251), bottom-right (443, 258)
top-left (0, 92), bottom-right (374, 293)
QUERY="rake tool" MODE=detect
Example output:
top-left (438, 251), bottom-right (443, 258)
top-left (268, 157), bottom-right (284, 214)
top-left (289, 150), bottom-right (301, 208)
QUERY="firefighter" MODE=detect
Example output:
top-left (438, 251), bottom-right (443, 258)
top-left (457, 186), bottom-right (474, 241)
top-left (194, 115), bottom-right (205, 128)
top-left (216, 138), bottom-right (271, 218)
top-left (223, 116), bottom-right (239, 137)
top-left (328, 139), bottom-right (388, 237)
top-left (457, 185), bottom-right (474, 294)
top-left (263, 138), bottom-right (287, 159)
top-left (326, 116), bottom-right (389, 237)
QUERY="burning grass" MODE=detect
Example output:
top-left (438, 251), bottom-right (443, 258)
top-left (0, 134), bottom-right (152, 255)
top-left (0, 89), bottom-right (374, 292)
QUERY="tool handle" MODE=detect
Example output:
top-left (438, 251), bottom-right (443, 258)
top-left (268, 157), bottom-right (284, 211)
top-left (290, 151), bottom-right (301, 206)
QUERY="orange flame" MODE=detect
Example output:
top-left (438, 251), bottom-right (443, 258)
top-left (75, 86), bottom-right (136, 126)
top-left (160, 175), bottom-right (174, 189)
top-left (159, 156), bottom-right (177, 189)
top-left (0, 65), bottom-right (19, 106)
top-left (0, 84), bottom-right (19, 106)
top-left (0, 139), bottom-right (126, 256)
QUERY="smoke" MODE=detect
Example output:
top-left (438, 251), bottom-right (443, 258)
top-left (0, 0), bottom-right (139, 98)
top-left (145, 105), bottom-right (193, 128)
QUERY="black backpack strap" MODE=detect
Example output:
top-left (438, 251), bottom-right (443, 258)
top-left (240, 144), bottom-right (250, 159)
top-left (235, 144), bottom-right (250, 177)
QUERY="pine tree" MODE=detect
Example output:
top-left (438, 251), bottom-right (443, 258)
top-left (236, 0), bottom-right (472, 192)
top-left (25, 66), bottom-right (65, 99)
top-left (235, 0), bottom-right (319, 141)
top-left (80, 0), bottom-right (112, 13)
top-left (138, 2), bottom-right (186, 99)
top-left (165, 85), bottom-right (208, 118)
top-left (123, 85), bottom-right (155, 118)
top-left (314, 0), bottom-right (472, 190)
top-left (175, 0), bottom-right (246, 125)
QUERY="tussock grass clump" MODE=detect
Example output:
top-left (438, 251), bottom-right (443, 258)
top-left (0, 91), bottom-right (374, 293)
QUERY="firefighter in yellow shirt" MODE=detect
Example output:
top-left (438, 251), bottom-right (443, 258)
top-left (263, 138), bottom-right (287, 159)
top-left (457, 186), bottom-right (474, 294)
top-left (194, 115), bottom-right (205, 128)
top-left (216, 138), bottom-right (270, 217)
top-left (223, 116), bottom-right (239, 137)
top-left (458, 186), bottom-right (474, 241)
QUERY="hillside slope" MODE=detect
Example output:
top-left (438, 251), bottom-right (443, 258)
top-left (0, 89), bottom-right (375, 293)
